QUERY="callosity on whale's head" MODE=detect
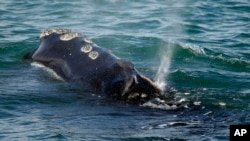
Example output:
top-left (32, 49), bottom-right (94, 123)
top-left (23, 28), bottom-right (169, 105)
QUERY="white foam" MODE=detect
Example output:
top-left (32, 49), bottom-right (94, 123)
top-left (167, 121), bottom-right (201, 126)
top-left (141, 98), bottom-right (179, 110)
top-left (181, 42), bottom-right (206, 55)
top-left (193, 101), bottom-right (201, 106)
top-left (218, 102), bottom-right (226, 106)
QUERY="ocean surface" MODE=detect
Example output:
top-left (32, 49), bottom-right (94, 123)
top-left (0, 0), bottom-right (250, 140)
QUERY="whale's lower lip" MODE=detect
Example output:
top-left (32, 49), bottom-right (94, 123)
top-left (30, 62), bottom-right (65, 81)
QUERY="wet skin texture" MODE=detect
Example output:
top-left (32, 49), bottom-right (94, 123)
top-left (23, 29), bottom-right (166, 104)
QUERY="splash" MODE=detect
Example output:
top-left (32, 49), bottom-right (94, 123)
top-left (154, 43), bottom-right (173, 90)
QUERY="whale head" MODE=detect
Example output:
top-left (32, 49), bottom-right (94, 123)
top-left (103, 59), bottom-right (164, 104)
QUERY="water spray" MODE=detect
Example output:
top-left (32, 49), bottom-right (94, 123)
top-left (155, 43), bottom-right (173, 91)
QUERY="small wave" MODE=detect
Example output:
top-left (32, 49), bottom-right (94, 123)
top-left (180, 43), bottom-right (206, 55)
top-left (164, 41), bottom-right (208, 64)
top-left (141, 121), bottom-right (201, 130)
top-left (210, 53), bottom-right (250, 72)
top-left (172, 41), bottom-right (250, 72)
top-left (159, 121), bottom-right (201, 128)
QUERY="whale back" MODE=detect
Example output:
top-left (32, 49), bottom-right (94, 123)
top-left (29, 29), bottom-right (118, 81)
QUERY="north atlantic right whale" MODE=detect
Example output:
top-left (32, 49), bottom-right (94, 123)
top-left (23, 29), bottom-right (177, 105)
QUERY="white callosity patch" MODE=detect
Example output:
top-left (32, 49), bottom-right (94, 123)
top-left (53, 29), bottom-right (71, 34)
top-left (40, 29), bottom-right (71, 39)
top-left (80, 44), bottom-right (99, 60)
top-left (81, 45), bottom-right (92, 53)
top-left (83, 38), bottom-right (93, 44)
top-left (88, 51), bottom-right (99, 60)
top-left (60, 32), bottom-right (82, 41)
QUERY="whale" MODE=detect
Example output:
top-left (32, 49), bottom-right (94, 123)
top-left (23, 29), bottom-right (172, 104)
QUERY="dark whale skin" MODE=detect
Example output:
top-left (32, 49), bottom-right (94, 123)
top-left (23, 29), bottom-right (165, 104)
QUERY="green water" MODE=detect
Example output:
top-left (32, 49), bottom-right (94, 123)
top-left (0, 0), bottom-right (250, 140)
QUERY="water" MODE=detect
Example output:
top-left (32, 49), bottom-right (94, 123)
top-left (0, 0), bottom-right (250, 140)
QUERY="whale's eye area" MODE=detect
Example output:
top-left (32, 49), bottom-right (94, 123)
top-left (81, 45), bottom-right (93, 53)
top-left (88, 51), bottom-right (99, 60)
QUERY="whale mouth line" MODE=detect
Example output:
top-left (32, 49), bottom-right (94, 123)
top-left (30, 62), bottom-right (65, 82)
